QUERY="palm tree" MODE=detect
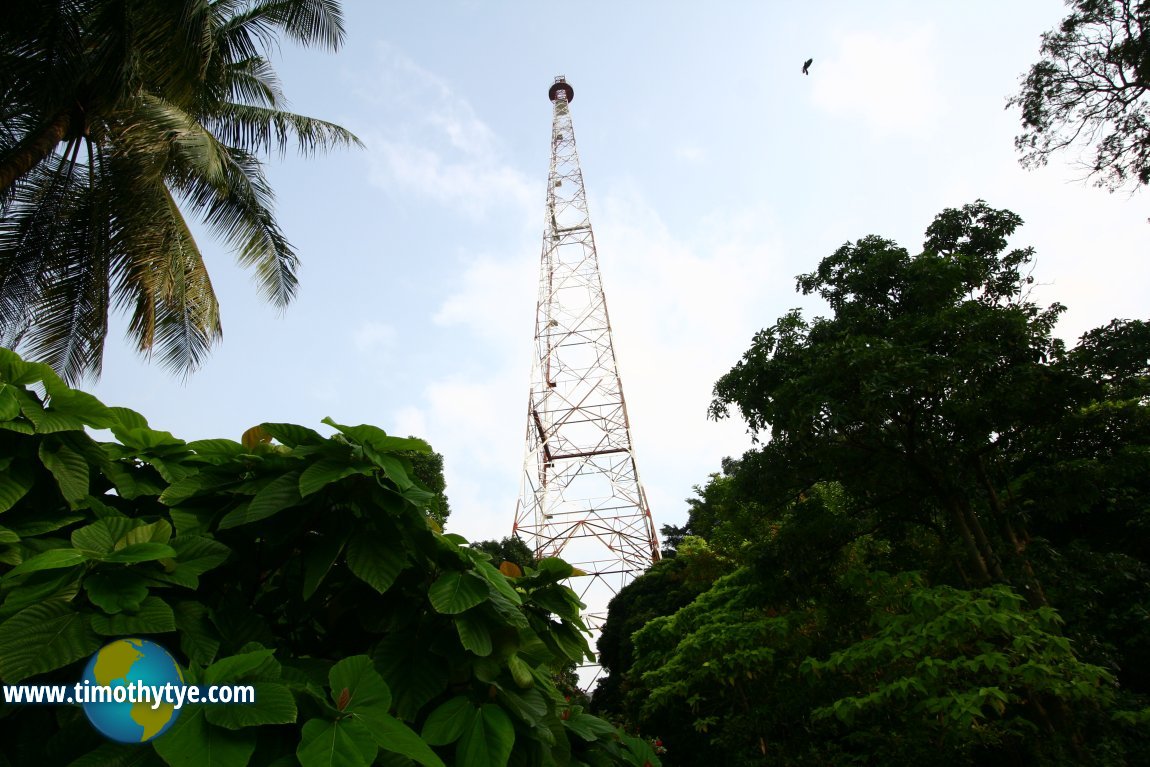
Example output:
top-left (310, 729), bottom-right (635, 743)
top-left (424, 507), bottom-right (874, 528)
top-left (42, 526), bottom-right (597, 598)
top-left (0, 0), bottom-right (360, 382)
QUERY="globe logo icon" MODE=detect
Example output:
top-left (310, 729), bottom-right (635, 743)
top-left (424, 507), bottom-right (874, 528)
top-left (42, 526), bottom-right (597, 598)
top-left (80, 638), bottom-right (185, 743)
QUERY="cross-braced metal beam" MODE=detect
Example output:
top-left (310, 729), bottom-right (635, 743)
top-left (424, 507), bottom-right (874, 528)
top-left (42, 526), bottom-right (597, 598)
top-left (513, 78), bottom-right (660, 681)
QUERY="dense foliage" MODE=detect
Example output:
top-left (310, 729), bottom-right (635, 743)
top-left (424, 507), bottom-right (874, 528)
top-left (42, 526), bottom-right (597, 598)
top-left (1011, 0), bottom-right (1150, 191)
top-left (0, 0), bottom-right (360, 381)
top-left (471, 537), bottom-right (536, 572)
top-left (0, 349), bottom-right (659, 766)
top-left (594, 202), bottom-right (1150, 765)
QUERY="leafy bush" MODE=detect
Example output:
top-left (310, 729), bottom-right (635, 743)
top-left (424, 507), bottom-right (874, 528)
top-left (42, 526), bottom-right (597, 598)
top-left (0, 348), bottom-right (658, 766)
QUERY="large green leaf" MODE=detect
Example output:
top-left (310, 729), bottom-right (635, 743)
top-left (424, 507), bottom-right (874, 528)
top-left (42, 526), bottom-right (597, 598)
top-left (0, 601), bottom-right (100, 682)
top-left (0, 460), bottom-right (34, 513)
top-left (151, 536), bottom-right (232, 588)
top-left (3, 547), bottom-right (87, 578)
top-left (159, 472), bottom-right (211, 506)
top-left (173, 600), bottom-right (220, 666)
top-left (184, 439), bottom-right (246, 463)
top-left (470, 558), bottom-right (523, 607)
top-left (298, 457), bottom-right (364, 497)
top-left (535, 557), bottom-right (574, 581)
top-left (373, 454), bottom-right (412, 489)
top-left (120, 519), bottom-right (172, 547)
top-left (102, 542), bottom-right (177, 564)
top-left (84, 569), bottom-right (149, 614)
top-left (204, 682), bottom-right (297, 729)
top-left (38, 440), bottom-right (89, 502)
top-left (152, 705), bottom-right (257, 767)
top-left (24, 407), bottom-right (86, 434)
top-left (551, 620), bottom-right (592, 663)
top-left (0, 419), bottom-right (34, 435)
top-left (497, 686), bottom-right (548, 727)
top-left (428, 571), bottom-right (488, 614)
top-left (0, 566), bottom-right (83, 619)
top-left (0, 384), bottom-right (20, 420)
top-left (219, 471), bottom-right (302, 529)
top-left (506, 653), bottom-right (533, 689)
top-left (259, 423), bottom-right (324, 447)
top-left (455, 613), bottom-right (493, 657)
top-left (302, 529), bottom-right (347, 600)
top-left (4, 512), bottom-right (84, 538)
top-left (329, 656), bottom-right (391, 717)
top-left (529, 584), bottom-right (584, 622)
top-left (421, 696), bottom-right (475, 746)
top-left (106, 407), bottom-right (149, 432)
top-left (204, 648), bottom-right (279, 686)
top-left (375, 635), bottom-right (449, 720)
top-left (296, 718), bottom-right (377, 767)
top-left (90, 596), bottom-right (176, 635)
top-left (346, 534), bottom-right (406, 595)
top-left (457, 704), bottom-right (515, 767)
top-left (111, 424), bottom-right (184, 452)
top-left (71, 518), bottom-right (138, 556)
top-left (369, 713), bottom-right (446, 767)
top-left (321, 419), bottom-right (431, 455)
top-left (564, 712), bottom-right (617, 742)
top-left (43, 388), bottom-right (116, 428)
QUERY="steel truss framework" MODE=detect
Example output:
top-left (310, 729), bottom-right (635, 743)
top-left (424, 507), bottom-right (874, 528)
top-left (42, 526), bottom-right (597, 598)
top-left (514, 77), bottom-right (660, 638)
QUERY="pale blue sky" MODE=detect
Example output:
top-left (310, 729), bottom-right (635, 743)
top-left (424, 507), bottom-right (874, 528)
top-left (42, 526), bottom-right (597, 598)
top-left (88, 1), bottom-right (1148, 547)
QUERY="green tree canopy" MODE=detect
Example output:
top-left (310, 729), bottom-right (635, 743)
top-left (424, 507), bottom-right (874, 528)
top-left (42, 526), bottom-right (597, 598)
top-left (596, 201), bottom-right (1150, 764)
top-left (711, 200), bottom-right (1066, 593)
top-left (1010, 0), bottom-right (1150, 191)
top-left (0, 0), bottom-right (360, 382)
top-left (470, 536), bottom-right (536, 571)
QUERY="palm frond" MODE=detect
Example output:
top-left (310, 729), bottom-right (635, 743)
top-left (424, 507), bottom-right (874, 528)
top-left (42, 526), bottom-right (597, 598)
top-left (264, 0), bottom-right (345, 51)
top-left (107, 154), bottom-right (221, 376)
top-left (214, 0), bottom-right (345, 58)
top-left (2, 0), bottom-right (355, 381)
top-left (144, 110), bottom-right (297, 308)
top-left (21, 186), bottom-right (111, 383)
top-left (147, 185), bottom-right (222, 377)
top-left (207, 102), bottom-right (362, 157)
top-left (1, 139), bottom-right (111, 383)
top-left (222, 55), bottom-right (283, 108)
top-left (0, 143), bottom-right (87, 343)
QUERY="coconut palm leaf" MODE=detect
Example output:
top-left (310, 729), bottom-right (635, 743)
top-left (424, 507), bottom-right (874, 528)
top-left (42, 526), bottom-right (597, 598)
top-left (0, 0), bottom-right (360, 382)
top-left (208, 103), bottom-right (363, 156)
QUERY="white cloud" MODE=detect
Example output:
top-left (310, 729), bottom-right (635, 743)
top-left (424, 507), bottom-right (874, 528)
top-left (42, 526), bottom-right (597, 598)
top-left (359, 45), bottom-right (534, 218)
top-left (411, 373), bottom-right (527, 543)
top-left (674, 145), bottom-right (706, 164)
top-left (352, 321), bottom-right (396, 352)
top-left (811, 25), bottom-right (943, 137)
top-left (391, 405), bottom-right (427, 439)
top-left (432, 254), bottom-right (536, 343)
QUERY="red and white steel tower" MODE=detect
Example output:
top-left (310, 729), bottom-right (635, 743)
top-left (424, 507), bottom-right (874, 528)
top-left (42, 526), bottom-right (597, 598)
top-left (513, 77), bottom-right (660, 634)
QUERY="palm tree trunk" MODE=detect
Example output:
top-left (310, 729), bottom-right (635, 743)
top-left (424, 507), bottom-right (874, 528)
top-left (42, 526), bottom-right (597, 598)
top-left (0, 110), bottom-right (72, 193)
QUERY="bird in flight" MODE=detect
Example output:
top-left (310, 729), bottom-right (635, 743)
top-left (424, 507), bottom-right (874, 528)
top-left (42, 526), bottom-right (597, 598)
top-left (802, 58), bottom-right (813, 75)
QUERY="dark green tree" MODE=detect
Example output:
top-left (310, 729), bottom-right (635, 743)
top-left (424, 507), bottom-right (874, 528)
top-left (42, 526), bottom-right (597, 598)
top-left (604, 202), bottom-right (1150, 764)
top-left (405, 445), bottom-right (452, 529)
top-left (1010, 0), bottom-right (1150, 191)
top-left (0, 0), bottom-right (360, 382)
top-left (711, 200), bottom-right (1065, 597)
top-left (592, 537), bottom-right (727, 722)
top-left (470, 536), bottom-right (536, 571)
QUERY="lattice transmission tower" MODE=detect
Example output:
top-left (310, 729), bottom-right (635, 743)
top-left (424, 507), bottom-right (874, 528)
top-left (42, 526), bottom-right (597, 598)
top-left (513, 77), bottom-right (660, 635)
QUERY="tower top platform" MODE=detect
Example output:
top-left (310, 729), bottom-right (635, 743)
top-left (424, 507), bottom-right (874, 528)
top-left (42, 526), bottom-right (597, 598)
top-left (548, 76), bottom-right (574, 103)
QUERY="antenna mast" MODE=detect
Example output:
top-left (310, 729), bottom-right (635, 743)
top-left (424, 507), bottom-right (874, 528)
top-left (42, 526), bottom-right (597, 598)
top-left (514, 77), bottom-right (660, 662)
